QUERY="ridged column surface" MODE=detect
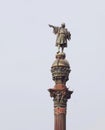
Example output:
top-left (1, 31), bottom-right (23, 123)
top-left (54, 108), bottom-right (66, 130)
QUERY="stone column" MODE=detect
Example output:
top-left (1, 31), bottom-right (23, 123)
top-left (48, 53), bottom-right (73, 130)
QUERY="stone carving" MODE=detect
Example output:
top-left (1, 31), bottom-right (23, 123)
top-left (49, 23), bottom-right (71, 53)
top-left (48, 88), bottom-right (73, 108)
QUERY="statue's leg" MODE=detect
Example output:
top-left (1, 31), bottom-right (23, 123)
top-left (62, 46), bottom-right (64, 52)
top-left (57, 45), bottom-right (60, 53)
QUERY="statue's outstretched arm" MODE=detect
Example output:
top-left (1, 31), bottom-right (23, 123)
top-left (49, 24), bottom-right (55, 29)
top-left (49, 24), bottom-right (58, 34)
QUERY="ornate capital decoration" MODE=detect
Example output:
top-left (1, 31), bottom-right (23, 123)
top-left (48, 88), bottom-right (73, 108)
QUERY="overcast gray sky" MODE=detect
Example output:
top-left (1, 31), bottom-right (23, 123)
top-left (0, 0), bottom-right (105, 130)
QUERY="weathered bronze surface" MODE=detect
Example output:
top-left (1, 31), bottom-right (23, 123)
top-left (49, 23), bottom-right (71, 53)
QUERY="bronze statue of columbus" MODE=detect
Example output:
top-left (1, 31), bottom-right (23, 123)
top-left (49, 23), bottom-right (71, 53)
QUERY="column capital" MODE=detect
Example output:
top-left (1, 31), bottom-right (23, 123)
top-left (48, 88), bottom-right (73, 108)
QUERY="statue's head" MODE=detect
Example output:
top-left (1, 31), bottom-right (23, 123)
top-left (61, 23), bottom-right (65, 28)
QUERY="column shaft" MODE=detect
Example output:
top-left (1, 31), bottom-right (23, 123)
top-left (55, 113), bottom-right (66, 130)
